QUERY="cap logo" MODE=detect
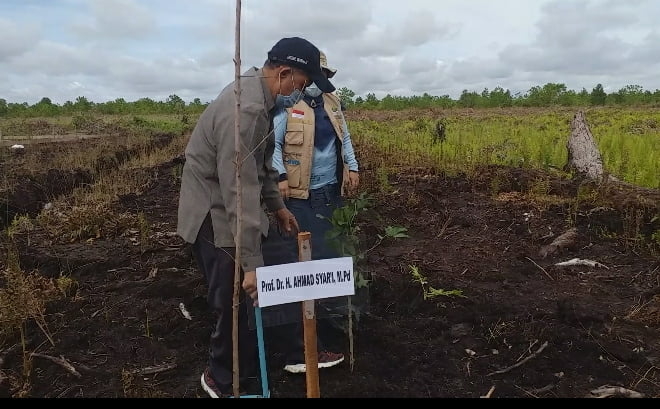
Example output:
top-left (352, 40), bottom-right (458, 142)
top-left (286, 55), bottom-right (308, 65)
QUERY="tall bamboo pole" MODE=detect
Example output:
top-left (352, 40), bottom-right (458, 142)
top-left (232, 0), bottom-right (242, 399)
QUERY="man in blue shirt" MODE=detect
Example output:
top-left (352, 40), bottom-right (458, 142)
top-left (271, 51), bottom-right (359, 373)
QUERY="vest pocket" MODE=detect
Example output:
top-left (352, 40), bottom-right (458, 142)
top-left (283, 121), bottom-right (304, 188)
top-left (285, 156), bottom-right (302, 188)
top-left (284, 122), bottom-right (304, 147)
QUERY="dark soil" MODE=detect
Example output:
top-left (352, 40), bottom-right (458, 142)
top-left (1, 137), bottom-right (659, 399)
top-left (0, 133), bottom-right (174, 228)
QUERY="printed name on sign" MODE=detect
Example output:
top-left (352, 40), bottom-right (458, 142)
top-left (255, 257), bottom-right (354, 307)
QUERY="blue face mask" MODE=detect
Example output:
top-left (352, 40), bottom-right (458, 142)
top-left (275, 89), bottom-right (303, 108)
top-left (304, 82), bottom-right (323, 98)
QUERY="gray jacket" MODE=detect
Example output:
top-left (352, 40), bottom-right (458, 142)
top-left (177, 67), bottom-right (284, 272)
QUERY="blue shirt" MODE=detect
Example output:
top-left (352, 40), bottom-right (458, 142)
top-left (273, 98), bottom-right (359, 190)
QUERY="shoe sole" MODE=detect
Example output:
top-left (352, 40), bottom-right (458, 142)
top-left (284, 356), bottom-right (345, 374)
top-left (200, 373), bottom-right (221, 398)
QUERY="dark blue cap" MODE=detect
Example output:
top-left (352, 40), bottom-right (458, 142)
top-left (267, 37), bottom-right (335, 93)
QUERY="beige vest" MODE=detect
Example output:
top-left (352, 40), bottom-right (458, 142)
top-left (282, 93), bottom-right (350, 200)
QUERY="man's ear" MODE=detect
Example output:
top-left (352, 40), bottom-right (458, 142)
top-left (278, 66), bottom-right (292, 79)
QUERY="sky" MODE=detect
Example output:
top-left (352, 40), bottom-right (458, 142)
top-left (1, 0), bottom-right (659, 104)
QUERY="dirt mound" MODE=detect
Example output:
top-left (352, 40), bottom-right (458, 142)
top-left (0, 169), bottom-right (94, 227)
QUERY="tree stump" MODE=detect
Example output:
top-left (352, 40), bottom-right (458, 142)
top-left (565, 111), bottom-right (616, 182)
top-left (563, 111), bottom-right (659, 245)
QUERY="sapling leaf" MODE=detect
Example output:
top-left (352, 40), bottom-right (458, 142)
top-left (385, 225), bottom-right (409, 238)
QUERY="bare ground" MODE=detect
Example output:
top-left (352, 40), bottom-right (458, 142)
top-left (1, 131), bottom-right (659, 399)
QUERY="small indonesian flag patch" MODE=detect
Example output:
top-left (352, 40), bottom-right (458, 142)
top-left (291, 109), bottom-right (305, 119)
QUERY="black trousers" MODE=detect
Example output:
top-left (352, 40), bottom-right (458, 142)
top-left (192, 215), bottom-right (257, 393)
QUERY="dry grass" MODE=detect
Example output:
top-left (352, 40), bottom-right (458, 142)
top-left (626, 295), bottom-right (660, 327)
top-left (0, 251), bottom-right (62, 352)
top-left (0, 260), bottom-right (76, 397)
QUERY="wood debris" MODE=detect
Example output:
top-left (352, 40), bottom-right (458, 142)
top-left (539, 228), bottom-right (578, 258)
top-left (589, 385), bottom-right (644, 398)
top-left (555, 258), bottom-right (609, 269)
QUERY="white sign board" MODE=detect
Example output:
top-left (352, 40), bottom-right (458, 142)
top-left (256, 257), bottom-right (355, 308)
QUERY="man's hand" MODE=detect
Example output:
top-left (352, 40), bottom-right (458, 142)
top-left (347, 171), bottom-right (360, 194)
top-left (278, 180), bottom-right (291, 200)
top-left (275, 207), bottom-right (299, 237)
top-left (242, 270), bottom-right (258, 306)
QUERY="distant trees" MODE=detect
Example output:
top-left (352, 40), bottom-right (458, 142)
top-left (74, 96), bottom-right (93, 111)
top-left (166, 94), bottom-right (185, 111)
top-left (523, 83), bottom-right (567, 106)
top-left (336, 87), bottom-right (355, 109)
top-left (488, 87), bottom-right (513, 107)
top-left (29, 97), bottom-right (59, 116)
top-left (1, 84), bottom-right (660, 118)
top-left (590, 84), bottom-right (607, 106)
top-left (347, 83), bottom-right (659, 110)
top-left (609, 84), bottom-right (653, 105)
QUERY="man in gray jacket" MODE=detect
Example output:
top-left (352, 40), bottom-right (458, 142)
top-left (177, 37), bottom-right (335, 398)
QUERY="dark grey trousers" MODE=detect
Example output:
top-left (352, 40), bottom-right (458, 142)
top-left (192, 215), bottom-right (257, 393)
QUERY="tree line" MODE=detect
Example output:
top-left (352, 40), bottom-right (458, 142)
top-left (1, 83), bottom-right (659, 118)
top-left (0, 94), bottom-right (204, 118)
top-left (336, 83), bottom-right (660, 110)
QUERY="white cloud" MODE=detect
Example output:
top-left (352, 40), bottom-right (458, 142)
top-left (1, 0), bottom-right (659, 104)
top-left (69, 0), bottom-right (156, 42)
top-left (0, 18), bottom-right (41, 62)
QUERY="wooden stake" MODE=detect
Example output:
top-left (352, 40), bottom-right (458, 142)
top-left (232, 0), bottom-right (242, 399)
top-left (298, 232), bottom-right (320, 398)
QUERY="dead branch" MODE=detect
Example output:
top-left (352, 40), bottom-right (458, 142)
top-left (127, 362), bottom-right (177, 376)
top-left (530, 383), bottom-right (556, 394)
top-left (480, 385), bottom-right (496, 398)
top-left (31, 353), bottom-right (81, 378)
top-left (435, 214), bottom-right (453, 239)
top-left (526, 257), bottom-right (554, 281)
top-left (514, 384), bottom-right (541, 398)
top-left (586, 206), bottom-right (615, 216)
top-left (555, 258), bottom-right (609, 270)
top-left (487, 341), bottom-right (549, 376)
top-left (589, 385), bottom-right (644, 398)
